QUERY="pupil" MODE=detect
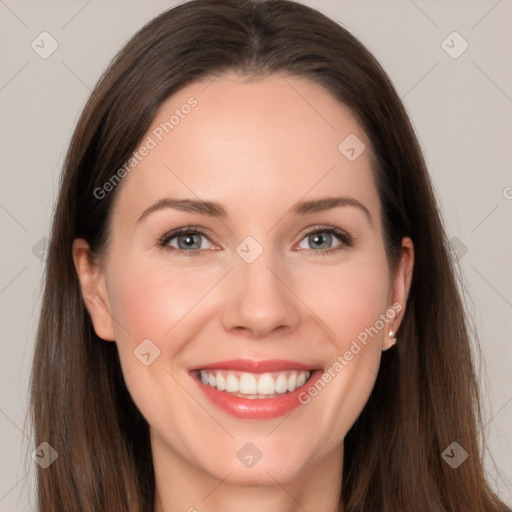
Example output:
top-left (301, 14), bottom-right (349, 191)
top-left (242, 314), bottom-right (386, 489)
top-left (180, 234), bottom-right (199, 249)
top-left (312, 233), bottom-right (330, 249)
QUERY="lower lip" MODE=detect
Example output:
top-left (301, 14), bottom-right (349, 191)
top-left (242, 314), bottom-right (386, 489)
top-left (192, 370), bottom-right (323, 420)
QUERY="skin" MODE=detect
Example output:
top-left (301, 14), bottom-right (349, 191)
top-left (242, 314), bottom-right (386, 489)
top-left (73, 72), bottom-right (414, 512)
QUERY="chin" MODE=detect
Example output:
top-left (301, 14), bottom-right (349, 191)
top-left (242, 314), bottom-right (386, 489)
top-left (195, 440), bottom-right (313, 487)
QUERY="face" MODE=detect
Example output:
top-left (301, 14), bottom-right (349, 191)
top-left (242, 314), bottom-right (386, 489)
top-left (74, 72), bottom-right (413, 491)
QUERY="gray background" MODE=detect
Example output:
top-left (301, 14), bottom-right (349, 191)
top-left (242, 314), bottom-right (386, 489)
top-left (0, 0), bottom-right (511, 510)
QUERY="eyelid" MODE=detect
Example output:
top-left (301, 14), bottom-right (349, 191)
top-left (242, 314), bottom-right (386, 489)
top-left (300, 224), bottom-right (351, 241)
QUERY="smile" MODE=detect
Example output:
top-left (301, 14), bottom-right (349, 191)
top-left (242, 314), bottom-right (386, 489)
top-left (196, 369), bottom-right (312, 398)
top-left (190, 359), bottom-right (323, 419)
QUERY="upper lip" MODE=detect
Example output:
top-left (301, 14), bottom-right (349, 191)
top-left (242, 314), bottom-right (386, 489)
top-left (190, 358), bottom-right (319, 373)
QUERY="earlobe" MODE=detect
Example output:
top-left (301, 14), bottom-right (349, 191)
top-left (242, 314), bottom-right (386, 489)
top-left (72, 238), bottom-right (116, 342)
top-left (383, 237), bottom-right (414, 350)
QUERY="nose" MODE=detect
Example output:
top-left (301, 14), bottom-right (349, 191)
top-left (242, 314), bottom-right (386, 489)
top-left (221, 250), bottom-right (301, 339)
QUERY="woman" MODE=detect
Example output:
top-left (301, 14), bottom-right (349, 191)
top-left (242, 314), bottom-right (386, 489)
top-left (30, 0), bottom-right (511, 510)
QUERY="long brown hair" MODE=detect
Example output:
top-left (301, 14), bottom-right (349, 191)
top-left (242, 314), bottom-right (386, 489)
top-left (30, 1), bottom-right (510, 510)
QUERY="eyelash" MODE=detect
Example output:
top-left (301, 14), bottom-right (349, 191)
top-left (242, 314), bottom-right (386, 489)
top-left (157, 224), bottom-right (354, 257)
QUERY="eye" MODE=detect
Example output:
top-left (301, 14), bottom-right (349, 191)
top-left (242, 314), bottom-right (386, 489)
top-left (158, 226), bottom-right (216, 255)
top-left (158, 224), bottom-right (353, 257)
top-left (296, 225), bottom-right (353, 255)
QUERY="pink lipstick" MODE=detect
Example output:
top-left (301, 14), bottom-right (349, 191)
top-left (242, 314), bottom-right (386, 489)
top-left (189, 359), bottom-right (322, 419)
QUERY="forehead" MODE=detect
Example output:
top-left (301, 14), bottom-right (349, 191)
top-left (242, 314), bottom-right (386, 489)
top-left (111, 72), bottom-right (379, 225)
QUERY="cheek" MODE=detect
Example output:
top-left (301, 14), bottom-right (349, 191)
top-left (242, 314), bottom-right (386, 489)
top-left (107, 258), bottom-right (218, 346)
top-left (105, 260), bottom-right (207, 429)
top-left (299, 252), bottom-right (391, 346)
top-left (335, 268), bottom-right (389, 342)
top-left (295, 252), bottom-right (390, 429)
top-left (105, 257), bottom-right (224, 410)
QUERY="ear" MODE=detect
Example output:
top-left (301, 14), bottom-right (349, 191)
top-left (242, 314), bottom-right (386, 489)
top-left (383, 236), bottom-right (414, 350)
top-left (72, 238), bottom-right (116, 342)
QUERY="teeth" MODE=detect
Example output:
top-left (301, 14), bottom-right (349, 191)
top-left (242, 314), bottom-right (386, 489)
top-left (198, 369), bottom-right (312, 397)
top-left (275, 373), bottom-right (288, 393)
top-left (257, 373), bottom-right (275, 394)
top-left (239, 373), bottom-right (257, 394)
top-left (226, 373), bottom-right (239, 393)
top-left (287, 372), bottom-right (297, 392)
top-left (216, 371), bottom-right (226, 391)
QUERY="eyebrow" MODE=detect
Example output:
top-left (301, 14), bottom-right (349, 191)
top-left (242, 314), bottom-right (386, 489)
top-left (136, 196), bottom-right (372, 224)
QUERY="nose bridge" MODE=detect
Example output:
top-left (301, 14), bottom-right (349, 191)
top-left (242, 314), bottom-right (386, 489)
top-left (221, 236), bottom-right (300, 337)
